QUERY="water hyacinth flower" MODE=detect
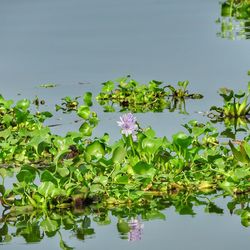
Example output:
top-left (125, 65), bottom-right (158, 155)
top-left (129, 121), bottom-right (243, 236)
top-left (117, 113), bottom-right (138, 140)
top-left (128, 218), bottom-right (144, 242)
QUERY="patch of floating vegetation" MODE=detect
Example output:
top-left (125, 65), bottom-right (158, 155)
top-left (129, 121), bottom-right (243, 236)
top-left (96, 76), bottom-right (203, 113)
top-left (208, 84), bottom-right (250, 138)
top-left (0, 80), bottom-right (249, 239)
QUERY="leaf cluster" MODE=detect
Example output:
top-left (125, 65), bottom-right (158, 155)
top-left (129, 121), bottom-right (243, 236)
top-left (96, 77), bottom-right (203, 113)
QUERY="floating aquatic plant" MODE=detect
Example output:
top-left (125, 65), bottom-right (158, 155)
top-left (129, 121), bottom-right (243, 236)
top-left (96, 77), bottom-right (203, 113)
top-left (0, 85), bottom-right (249, 238)
top-left (209, 84), bottom-right (250, 120)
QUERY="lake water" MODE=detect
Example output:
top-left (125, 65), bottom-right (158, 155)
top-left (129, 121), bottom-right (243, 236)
top-left (0, 0), bottom-right (249, 249)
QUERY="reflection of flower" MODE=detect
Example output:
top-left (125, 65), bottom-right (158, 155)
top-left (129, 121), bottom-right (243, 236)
top-left (128, 218), bottom-right (144, 242)
top-left (117, 113), bottom-right (138, 140)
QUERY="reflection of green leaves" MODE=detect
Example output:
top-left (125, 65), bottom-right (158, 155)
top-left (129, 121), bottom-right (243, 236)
top-left (240, 210), bottom-right (250, 227)
top-left (143, 210), bottom-right (166, 220)
top-left (93, 214), bottom-right (111, 225)
top-left (218, 0), bottom-right (250, 40)
top-left (177, 205), bottom-right (195, 215)
top-left (117, 220), bottom-right (130, 234)
top-left (17, 222), bottom-right (43, 243)
top-left (40, 218), bottom-right (59, 233)
top-left (16, 166), bottom-right (37, 184)
top-left (0, 224), bottom-right (8, 236)
top-left (60, 239), bottom-right (74, 250)
top-left (0, 184), bottom-right (5, 195)
top-left (205, 202), bottom-right (224, 214)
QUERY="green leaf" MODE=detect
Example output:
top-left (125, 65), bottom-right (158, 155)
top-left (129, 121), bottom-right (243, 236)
top-left (51, 188), bottom-right (66, 198)
top-left (93, 215), bottom-right (111, 225)
top-left (38, 182), bottom-right (56, 198)
top-left (15, 99), bottom-right (30, 111)
top-left (218, 181), bottom-right (235, 195)
top-left (192, 126), bottom-right (206, 137)
top-left (233, 168), bottom-right (250, 180)
top-left (143, 127), bottom-right (156, 138)
top-left (205, 202), bottom-right (224, 214)
top-left (114, 175), bottom-right (129, 184)
top-left (77, 106), bottom-right (90, 120)
top-left (229, 141), bottom-right (247, 163)
top-left (172, 132), bottom-right (192, 148)
top-left (28, 127), bottom-right (50, 153)
top-left (16, 166), bottom-right (37, 184)
top-left (178, 205), bottom-right (196, 215)
top-left (103, 105), bottom-right (115, 112)
top-left (17, 222), bottom-right (42, 243)
top-left (143, 210), bottom-right (166, 220)
top-left (142, 137), bottom-right (163, 155)
top-left (60, 238), bottom-right (74, 250)
top-left (86, 141), bottom-right (105, 158)
top-left (40, 218), bottom-right (58, 233)
top-left (241, 210), bottom-right (250, 227)
top-left (112, 146), bottom-right (126, 163)
top-left (0, 169), bottom-right (7, 179)
top-left (93, 176), bottom-right (108, 186)
top-left (41, 170), bottom-right (58, 185)
top-left (0, 128), bottom-right (12, 139)
top-left (132, 161), bottom-right (155, 177)
top-left (0, 184), bottom-right (5, 195)
top-left (79, 122), bottom-right (93, 136)
top-left (83, 92), bottom-right (93, 107)
top-left (57, 167), bottom-right (70, 178)
top-left (243, 142), bottom-right (250, 159)
top-left (102, 81), bottom-right (114, 92)
top-left (89, 184), bottom-right (104, 194)
top-left (0, 224), bottom-right (8, 236)
top-left (117, 220), bottom-right (130, 234)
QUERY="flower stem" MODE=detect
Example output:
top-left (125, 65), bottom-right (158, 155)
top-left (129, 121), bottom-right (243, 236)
top-left (129, 135), bottom-right (136, 156)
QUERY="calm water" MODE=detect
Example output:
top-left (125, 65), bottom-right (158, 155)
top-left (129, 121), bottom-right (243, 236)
top-left (0, 0), bottom-right (249, 249)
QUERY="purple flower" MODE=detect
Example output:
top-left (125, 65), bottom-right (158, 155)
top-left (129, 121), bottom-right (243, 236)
top-left (117, 113), bottom-right (138, 139)
top-left (128, 218), bottom-right (144, 242)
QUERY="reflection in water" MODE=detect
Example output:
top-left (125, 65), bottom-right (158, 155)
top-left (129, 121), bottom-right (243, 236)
top-left (217, 0), bottom-right (250, 39)
top-left (128, 218), bottom-right (144, 242)
top-left (0, 192), bottom-right (249, 249)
